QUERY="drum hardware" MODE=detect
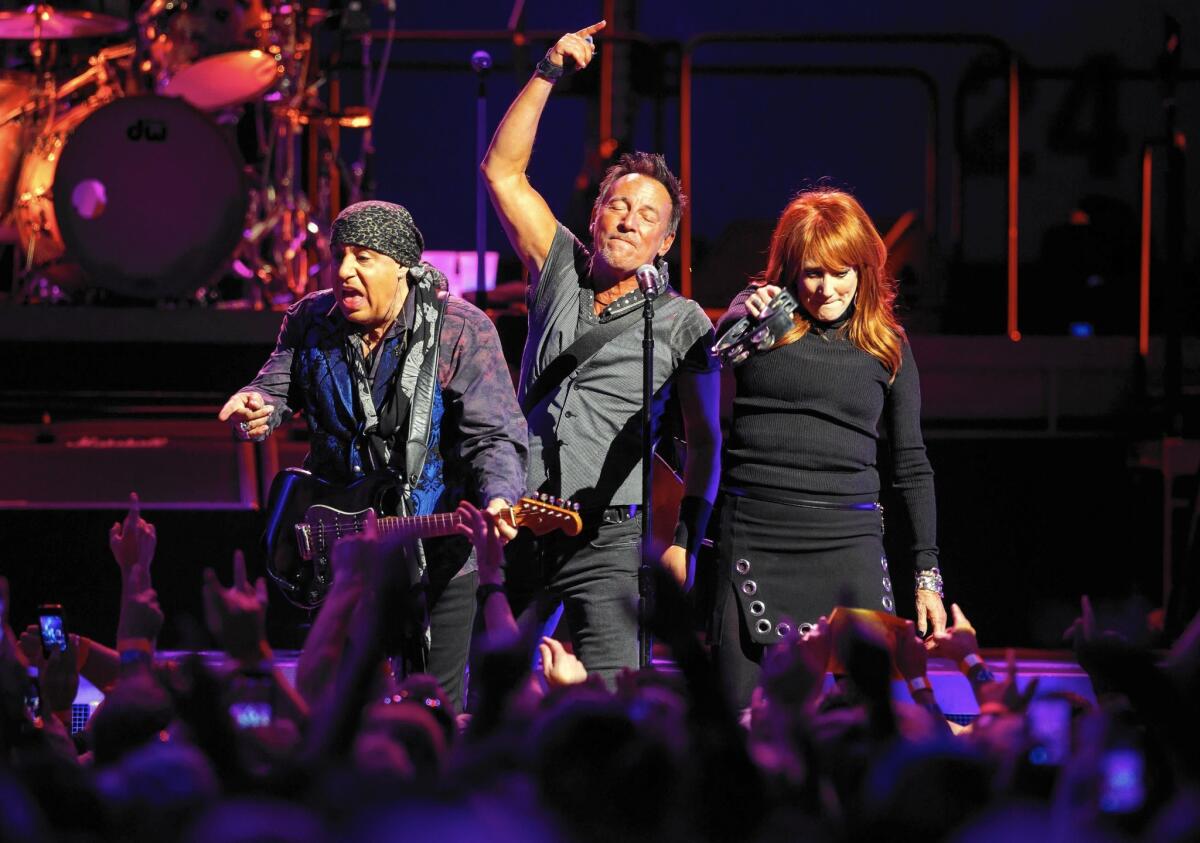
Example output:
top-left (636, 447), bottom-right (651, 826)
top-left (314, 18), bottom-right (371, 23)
top-left (1, 1), bottom-right (387, 305)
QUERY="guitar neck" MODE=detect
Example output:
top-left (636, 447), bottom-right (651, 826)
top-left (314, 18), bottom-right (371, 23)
top-left (376, 511), bottom-right (467, 540)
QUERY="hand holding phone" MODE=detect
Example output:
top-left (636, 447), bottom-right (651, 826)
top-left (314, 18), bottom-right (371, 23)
top-left (38, 604), bottom-right (68, 659)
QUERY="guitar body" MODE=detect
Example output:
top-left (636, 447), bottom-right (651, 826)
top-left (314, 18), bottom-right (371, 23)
top-left (263, 468), bottom-right (405, 609)
top-left (262, 468), bottom-right (583, 610)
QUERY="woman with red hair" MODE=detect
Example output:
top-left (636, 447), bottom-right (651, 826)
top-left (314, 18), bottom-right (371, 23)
top-left (711, 189), bottom-right (947, 708)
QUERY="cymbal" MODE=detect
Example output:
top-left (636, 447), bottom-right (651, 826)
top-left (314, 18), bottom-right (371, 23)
top-left (0, 4), bottom-right (129, 40)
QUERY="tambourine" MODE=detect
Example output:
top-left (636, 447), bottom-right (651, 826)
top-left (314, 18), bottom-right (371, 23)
top-left (712, 289), bottom-right (800, 367)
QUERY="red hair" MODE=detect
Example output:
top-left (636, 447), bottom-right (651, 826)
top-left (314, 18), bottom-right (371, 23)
top-left (756, 189), bottom-right (904, 378)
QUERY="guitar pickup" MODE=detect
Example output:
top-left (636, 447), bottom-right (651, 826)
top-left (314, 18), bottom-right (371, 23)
top-left (294, 523), bottom-right (314, 561)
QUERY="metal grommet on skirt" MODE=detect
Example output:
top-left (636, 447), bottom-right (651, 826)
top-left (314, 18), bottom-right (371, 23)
top-left (882, 595), bottom-right (894, 612)
top-left (735, 558), bottom-right (751, 575)
top-left (748, 600), bottom-right (765, 616)
top-left (776, 621), bottom-right (792, 637)
top-left (798, 622), bottom-right (814, 636)
top-left (741, 580), bottom-right (758, 596)
top-left (756, 618), bottom-right (773, 635)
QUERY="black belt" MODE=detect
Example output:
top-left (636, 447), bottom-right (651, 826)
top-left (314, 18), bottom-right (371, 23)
top-left (724, 486), bottom-right (879, 512)
top-left (581, 504), bottom-right (640, 527)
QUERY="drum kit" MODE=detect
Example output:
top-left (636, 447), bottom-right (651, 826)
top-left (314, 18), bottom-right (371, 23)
top-left (0, 0), bottom-right (368, 302)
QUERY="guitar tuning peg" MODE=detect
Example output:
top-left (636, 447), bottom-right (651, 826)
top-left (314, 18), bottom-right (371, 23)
top-left (539, 492), bottom-right (548, 502)
top-left (572, 502), bottom-right (580, 511)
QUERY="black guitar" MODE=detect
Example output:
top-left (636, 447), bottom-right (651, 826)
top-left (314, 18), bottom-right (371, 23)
top-left (262, 468), bottom-right (583, 610)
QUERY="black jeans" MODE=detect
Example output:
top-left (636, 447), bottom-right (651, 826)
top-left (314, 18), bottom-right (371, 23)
top-left (425, 567), bottom-right (477, 712)
top-left (505, 513), bottom-right (642, 686)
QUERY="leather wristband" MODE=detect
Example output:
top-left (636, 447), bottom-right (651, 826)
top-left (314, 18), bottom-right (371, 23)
top-left (535, 55), bottom-right (565, 83)
top-left (476, 582), bottom-right (506, 606)
top-left (672, 495), bottom-right (714, 557)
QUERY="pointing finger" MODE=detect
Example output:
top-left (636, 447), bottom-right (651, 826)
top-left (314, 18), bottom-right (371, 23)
top-left (233, 549), bottom-right (248, 591)
top-left (576, 20), bottom-right (607, 37)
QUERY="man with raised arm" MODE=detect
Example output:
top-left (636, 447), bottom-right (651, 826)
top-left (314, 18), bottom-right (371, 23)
top-left (481, 20), bottom-right (721, 683)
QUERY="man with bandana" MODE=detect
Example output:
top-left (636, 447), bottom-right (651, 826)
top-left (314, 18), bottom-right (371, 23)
top-left (218, 200), bottom-right (528, 709)
top-left (481, 21), bottom-right (722, 684)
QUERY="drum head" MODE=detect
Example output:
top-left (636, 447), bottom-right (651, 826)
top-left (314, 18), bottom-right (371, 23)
top-left (161, 50), bottom-right (278, 111)
top-left (52, 95), bottom-right (246, 298)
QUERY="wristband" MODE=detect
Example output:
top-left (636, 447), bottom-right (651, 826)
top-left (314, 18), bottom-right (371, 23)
top-left (476, 583), bottom-right (506, 607)
top-left (120, 649), bottom-right (151, 670)
top-left (960, 653), bottom-right (984, 672)
top-left (907, 676), bottom-right (931, 694)
top-left (117, 637), bottom-right (153, 653)
top-left (535, 54), bottom-right (565, 83)
top-left (672, 496), bottom-right (714, 558)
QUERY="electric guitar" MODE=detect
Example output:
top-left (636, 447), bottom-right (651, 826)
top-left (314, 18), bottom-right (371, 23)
top-left (262, 468), bottom-right (583, 610)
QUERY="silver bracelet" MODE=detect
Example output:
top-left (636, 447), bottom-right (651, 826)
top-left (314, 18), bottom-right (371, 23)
top-left (915, 567), bottom-right (944, 598)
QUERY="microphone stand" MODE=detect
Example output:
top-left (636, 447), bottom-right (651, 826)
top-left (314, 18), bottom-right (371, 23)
top-left (471, 50), bottom-right (492, 309)
top-left (637, 265), bottom-right (660, 668)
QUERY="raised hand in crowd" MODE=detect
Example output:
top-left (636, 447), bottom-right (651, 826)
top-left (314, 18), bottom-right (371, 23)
top-left (894, 620), bottom-right (929, 684)
top-left (760, 616), bottom-right (831, 709)
top-left (538, 636), bottom-right (588, 688)
top-left (296, 511), bottom-right (377, 704)
top-left (203, 550), bottom-right (270, 666)
top-left (217, 390), bottom-right (274, 441)
top-left (976, 648), bottom-right (1038, 714)
top-left (109, 491), bottom-right (156, 590)
top-left (925, 602), bottom-right (979, 661)
top-left (116, 565), bottom-right (164, 645)
top-left (37, 635), bottom-right (79, 729)
top-left (0, 576), bottom-right (22, 668)
top-left (454, 500), bottom-right (518, 639)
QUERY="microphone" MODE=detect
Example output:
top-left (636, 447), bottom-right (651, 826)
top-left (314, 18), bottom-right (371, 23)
top-left (635, 263), bottom-right (662, 299)
top-left (470, 50), bottom-right (493, 75)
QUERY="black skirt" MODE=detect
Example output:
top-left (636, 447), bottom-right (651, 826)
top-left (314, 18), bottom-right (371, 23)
top-left (711, 489), bottom-right (896, 645)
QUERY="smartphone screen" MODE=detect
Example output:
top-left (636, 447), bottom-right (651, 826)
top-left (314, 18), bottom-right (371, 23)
top-left (227, 671), bottom-right (274, 730)
top-left (24, 673), bottom-right (41, 721)
top-left (1026, 697), bottom-right (1071, 766)
top-left (1099, 748), bottom-right (1145, 814)
top-left (38, 606), bottom-right (67, 657)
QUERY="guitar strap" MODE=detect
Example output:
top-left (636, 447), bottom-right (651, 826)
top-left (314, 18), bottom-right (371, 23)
top-left (521, 287), bottom-right (682, 415)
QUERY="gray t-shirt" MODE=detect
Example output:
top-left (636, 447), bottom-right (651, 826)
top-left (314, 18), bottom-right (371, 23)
top-left (518, 224), bottom-right (716, 510)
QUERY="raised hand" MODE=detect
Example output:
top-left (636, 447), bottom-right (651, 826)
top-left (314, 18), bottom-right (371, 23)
top-left (925, 603), bottom-right (980, 662)
top-left (977, 647), bottom-right (1039, 712)
top-left (327, 508), bottom-right (378, 597)
top-left (39, 635), bottom-right (80, 718)
top-left (217, 390), bottom-right (274, 441)
top-left (454, 501), bottom-right (504, 585)
top-left (108, 492), bottom-right (156, 583)
top-left (546, 20), bottom-right (606, 71)
top-left (894, 620), bottom-right (929, 681)
top-left (761, 616), bottom-right (831, 706)
top-left (539, 636), bottom-right (588, 687)
top-left (203, 549), bottom-right (270, 665)
top-left (116, 565), bottom-right (164, 643)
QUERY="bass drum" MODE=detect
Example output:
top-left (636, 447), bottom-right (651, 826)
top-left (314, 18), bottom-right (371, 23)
top-left (16, 94), bottom-right (247, 298)
top-left (0, 71), bottom-right (36, 221)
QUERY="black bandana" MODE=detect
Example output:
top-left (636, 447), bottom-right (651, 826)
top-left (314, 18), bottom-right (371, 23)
top-left (331, 200), bottom-right (424, 267)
